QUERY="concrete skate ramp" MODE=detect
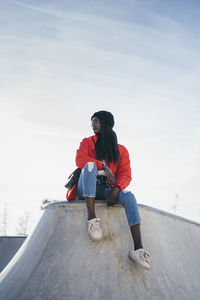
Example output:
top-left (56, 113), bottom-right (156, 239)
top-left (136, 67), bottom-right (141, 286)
top-left (0, 201), bottom-right (200, 300)
top-left (0, 236), bottom-right (26, 272)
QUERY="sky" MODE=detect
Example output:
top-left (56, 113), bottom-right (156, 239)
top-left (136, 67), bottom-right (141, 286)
top-left (0, 0), bottom-right (200, 234)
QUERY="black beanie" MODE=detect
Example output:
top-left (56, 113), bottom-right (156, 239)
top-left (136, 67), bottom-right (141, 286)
top-left (91, 110), bottom-right (114, 128)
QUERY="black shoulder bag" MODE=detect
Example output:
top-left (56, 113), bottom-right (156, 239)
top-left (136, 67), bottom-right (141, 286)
top-left (64, 168), bottom-right (82, 190)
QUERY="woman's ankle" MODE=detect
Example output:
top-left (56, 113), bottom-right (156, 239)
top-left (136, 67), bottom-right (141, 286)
top-left (88, 215), bottom-right (96, 221)
top-left (130, 224), bottom-right (143, 250)
top-left (85, 197), bottom-right (96, 221)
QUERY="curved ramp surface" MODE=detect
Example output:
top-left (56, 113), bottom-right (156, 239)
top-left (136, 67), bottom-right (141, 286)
top-left (0, 236), bottom-right (26, 272)
top-left (0, 202), bottom-right (200, 300)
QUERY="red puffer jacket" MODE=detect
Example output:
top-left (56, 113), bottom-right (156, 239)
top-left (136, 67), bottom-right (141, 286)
top-left (66, 134), bottom-right (132, 200)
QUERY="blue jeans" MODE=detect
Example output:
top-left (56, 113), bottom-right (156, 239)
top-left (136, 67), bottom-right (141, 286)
top-left (76, 162), bottom-right (141, 227)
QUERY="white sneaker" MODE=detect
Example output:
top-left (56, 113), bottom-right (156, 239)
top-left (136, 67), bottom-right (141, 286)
top-left (129, 248), bottom-right (151, 270)
top-left (88, 218), bottom-right (102, 241)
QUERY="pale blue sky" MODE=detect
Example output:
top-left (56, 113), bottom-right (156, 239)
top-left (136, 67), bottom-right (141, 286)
top-left (0, 0), bottom-right (200, 234)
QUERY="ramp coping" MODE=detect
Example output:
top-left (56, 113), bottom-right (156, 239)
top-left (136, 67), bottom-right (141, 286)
top-left (44, 200), bottom-right (200, 226)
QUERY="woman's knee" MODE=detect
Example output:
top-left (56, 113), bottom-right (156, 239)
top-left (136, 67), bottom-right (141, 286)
top-left (122, 191), bottom-right (137, 206)
top-left (83, 162), bottom-right (97, 173)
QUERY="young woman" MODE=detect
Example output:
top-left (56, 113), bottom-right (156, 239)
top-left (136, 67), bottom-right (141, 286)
top-left (67, 110), bottom-right (150, 270)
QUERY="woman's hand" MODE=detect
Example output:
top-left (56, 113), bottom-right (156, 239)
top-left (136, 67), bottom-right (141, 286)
top-left (102, 165), bottom-right (115, 187)
top-left (106, 186), bottom-right (120, 206)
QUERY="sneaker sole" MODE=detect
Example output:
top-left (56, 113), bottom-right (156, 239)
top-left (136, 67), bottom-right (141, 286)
top-left (91, 236), bottom-right (103, 241)
top-left (129, 252), bottom-right (151, 270)
top-left (88, 232), bottom-right (103, 241)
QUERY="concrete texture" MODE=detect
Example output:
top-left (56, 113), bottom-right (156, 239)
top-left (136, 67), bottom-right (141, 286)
top-left (0, 201), bottom-right (200, 300)
top-left (0, 236), bottom-right (26, 272)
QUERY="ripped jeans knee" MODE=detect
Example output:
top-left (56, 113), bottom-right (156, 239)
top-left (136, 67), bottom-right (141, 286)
top-left (77, 162), bottom-right (98, 198)
top-left (83, 162), bottom-right (97, 173)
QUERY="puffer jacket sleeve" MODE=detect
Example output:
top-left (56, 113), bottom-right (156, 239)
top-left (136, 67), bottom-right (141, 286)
top-left (76, 138), bottom-right (103, 170)
top-left (115, 145), bottom-right (132, 190)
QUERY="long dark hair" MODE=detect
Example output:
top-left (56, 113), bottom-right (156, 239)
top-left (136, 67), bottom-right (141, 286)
top-left (95, 122), bottom-right (119, 164)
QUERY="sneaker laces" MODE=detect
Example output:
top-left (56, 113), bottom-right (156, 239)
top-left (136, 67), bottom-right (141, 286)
top-left (139, 250), bottom-right (150, 263)
top-left (88, 219), bottom-right (101, 233)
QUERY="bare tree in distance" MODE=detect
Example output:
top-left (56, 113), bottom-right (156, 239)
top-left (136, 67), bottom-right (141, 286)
top-left (172, 194), bottom-right (179, 214)
top-left (0, 203), bottom-right (9, 236)
top-left (40, 198), bottom-right (56, 210)
top-left (16, 212), bottom-right (31, 236)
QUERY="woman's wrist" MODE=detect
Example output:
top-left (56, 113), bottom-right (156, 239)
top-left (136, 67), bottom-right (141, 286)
top-left (102, 165), bottom-right (108, 170)
top-left (114, 185), bottom-right (120, 191)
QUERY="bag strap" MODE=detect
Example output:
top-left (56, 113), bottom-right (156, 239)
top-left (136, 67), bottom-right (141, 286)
top-left (92, 136), bottom-right (96, 145)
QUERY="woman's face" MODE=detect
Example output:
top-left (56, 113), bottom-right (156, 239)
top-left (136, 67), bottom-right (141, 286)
top-left (91, 117), bottom-right (101, 134)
